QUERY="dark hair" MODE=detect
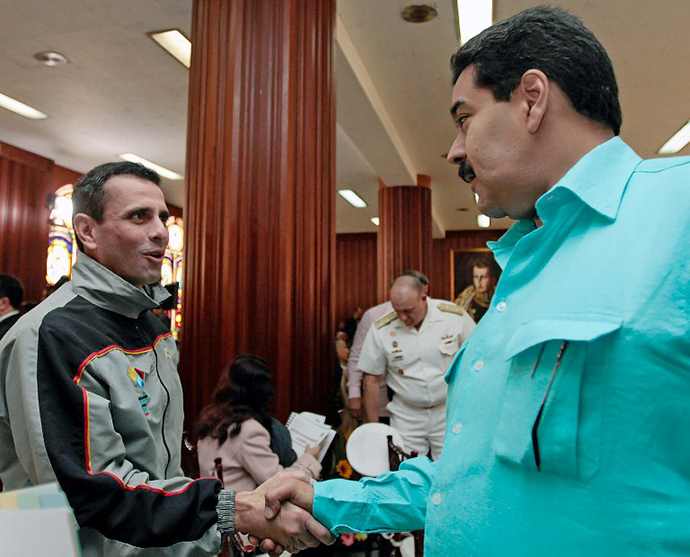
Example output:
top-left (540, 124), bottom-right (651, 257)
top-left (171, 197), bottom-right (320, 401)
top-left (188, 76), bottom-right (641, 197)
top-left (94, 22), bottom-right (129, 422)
top-left (399, 269), bottom-right (430, 286)
top-left (0, 274), bottom-right (23, 309)
top-left (451, 6), bottom-right (621, 135)
top-left (72, 161), bottom-right (161, 251)
top-left (470, 256), bottom-right (501, 280)
top-left (195, 354), bottom-right (274, 444)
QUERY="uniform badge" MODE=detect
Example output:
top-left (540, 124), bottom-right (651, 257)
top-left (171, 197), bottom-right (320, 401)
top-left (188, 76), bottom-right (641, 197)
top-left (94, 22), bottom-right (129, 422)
top-left (392, 341), bottom-right (399, 348)
top-left (397, 368), bottom-right (404, 375)
top-left (390, 331), bottom-right (396, 337)
top-left (127, 366), bottom-right (150, 416)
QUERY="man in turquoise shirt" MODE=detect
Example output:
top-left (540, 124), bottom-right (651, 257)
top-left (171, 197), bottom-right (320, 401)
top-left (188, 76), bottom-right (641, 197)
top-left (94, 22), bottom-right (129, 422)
top-left (261, 7), bottom-right (690, 555)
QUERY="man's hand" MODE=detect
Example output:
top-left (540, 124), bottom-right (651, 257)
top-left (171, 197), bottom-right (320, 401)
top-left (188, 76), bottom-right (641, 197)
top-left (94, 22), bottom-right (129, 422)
top-left (348, 396), bottom-right (363, 420)
top-left (237, 471), bottom-right (334, 555)
top-left (262, 471), bottom-right (317, 520)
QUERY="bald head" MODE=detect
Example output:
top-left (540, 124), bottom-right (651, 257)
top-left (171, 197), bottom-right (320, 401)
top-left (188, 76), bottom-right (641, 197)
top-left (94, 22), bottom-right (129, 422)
top-left (390, 276), bottom-right (428, 329)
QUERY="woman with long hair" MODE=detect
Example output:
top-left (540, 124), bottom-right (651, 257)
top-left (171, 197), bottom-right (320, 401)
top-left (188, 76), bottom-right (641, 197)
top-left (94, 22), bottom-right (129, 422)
top-left (196, 354), bottom-right (320, 492)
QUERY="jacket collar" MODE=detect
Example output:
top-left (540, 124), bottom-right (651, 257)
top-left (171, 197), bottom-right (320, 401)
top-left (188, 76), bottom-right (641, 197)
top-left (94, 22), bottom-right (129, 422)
top-left (71, 253), bottom-right (170, 319)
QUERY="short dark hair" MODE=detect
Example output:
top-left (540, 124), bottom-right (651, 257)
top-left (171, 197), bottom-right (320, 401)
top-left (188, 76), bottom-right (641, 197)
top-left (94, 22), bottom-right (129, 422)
top-left (399, 269), bottom-right (430, 286)
top-left (470, 256), bottom-right (500, 280)
top-left (0, 274), bottom-right (23, 309)
top-left (451, 6), bottom-right (621, 135)
top-left (72, 161), bottom-right (161, 251)
top-left (195, 354), bottom-right (274, 444)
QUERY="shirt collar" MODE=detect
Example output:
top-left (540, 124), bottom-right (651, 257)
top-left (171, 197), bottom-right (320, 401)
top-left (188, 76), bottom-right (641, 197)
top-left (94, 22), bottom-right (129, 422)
top-left (391, 297), bottom-right (440, 331)
top-left (536, 136), bottom-right (642, 221)
top-left (0, 310), bottom-right (20, 324)
top-left (488, 137), bottom-right (642, 267)
top-left (71, 253), bottom-right (171, 319)
top-left (488, 220), bottom-right (536, 270)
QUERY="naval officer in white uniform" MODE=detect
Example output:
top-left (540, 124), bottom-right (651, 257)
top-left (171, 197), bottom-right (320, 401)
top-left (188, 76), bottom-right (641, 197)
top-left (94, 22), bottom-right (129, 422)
top-left (359, 275), bottom-right (475, 458)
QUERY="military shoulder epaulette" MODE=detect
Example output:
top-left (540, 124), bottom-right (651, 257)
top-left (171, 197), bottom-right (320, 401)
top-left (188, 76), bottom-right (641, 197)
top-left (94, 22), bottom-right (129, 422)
top-left (437, 302), bottom-right (465, 315)
top-left (375, 311), bottom-right (399, 329)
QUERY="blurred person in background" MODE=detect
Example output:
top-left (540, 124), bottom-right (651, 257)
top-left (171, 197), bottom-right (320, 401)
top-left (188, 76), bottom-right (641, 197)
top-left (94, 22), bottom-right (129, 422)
top-left (196, 354), bottom-right (321, 491)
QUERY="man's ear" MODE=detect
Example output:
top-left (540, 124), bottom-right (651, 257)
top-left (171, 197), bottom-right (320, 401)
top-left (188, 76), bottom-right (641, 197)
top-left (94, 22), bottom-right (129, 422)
top-left (72, 213), bottom-right (98, 252)
top-left (0, 296), bottom-right (10, 312)
top-left (518, 69), bottom-right (549, 134)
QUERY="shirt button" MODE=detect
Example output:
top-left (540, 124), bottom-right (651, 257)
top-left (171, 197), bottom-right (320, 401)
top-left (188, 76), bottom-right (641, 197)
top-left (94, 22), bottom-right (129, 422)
top-left (496, 301), bottom-right (507, 312)
top-left (452, 422), bottom-right (463, 434)
top-left (473, 358), bottom-right (484, 372)
top-left (432, 492), bottom-right (442, 505)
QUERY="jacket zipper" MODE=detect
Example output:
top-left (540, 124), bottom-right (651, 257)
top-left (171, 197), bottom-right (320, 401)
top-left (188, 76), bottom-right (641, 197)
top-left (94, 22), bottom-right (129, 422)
top-left (135, 318), bottom-right (173, 476)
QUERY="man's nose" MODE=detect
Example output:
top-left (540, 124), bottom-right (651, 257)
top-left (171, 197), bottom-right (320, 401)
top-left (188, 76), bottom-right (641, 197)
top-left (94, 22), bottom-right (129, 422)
top-left (447, 134), bottom-right (466, 165)
top-left (151, 218), bottom-right (169, 244)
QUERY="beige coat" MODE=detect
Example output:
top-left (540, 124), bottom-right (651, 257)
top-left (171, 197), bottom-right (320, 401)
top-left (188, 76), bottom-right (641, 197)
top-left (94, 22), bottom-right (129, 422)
top-left (197, 418), bottom-right (321, 492)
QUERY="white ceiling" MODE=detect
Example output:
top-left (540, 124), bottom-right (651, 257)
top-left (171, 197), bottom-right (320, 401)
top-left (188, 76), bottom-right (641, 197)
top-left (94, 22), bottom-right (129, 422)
top-left (0, 0), bottom-right (687, 235)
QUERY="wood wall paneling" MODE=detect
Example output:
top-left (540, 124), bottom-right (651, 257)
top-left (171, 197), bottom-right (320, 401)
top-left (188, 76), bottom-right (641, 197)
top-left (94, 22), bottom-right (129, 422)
top-left (333, 230), bottom-right (505, 312)
top-left (335, 232), bottom-right (377, 324)
top-left (0, 143), bottom-right (54, 302)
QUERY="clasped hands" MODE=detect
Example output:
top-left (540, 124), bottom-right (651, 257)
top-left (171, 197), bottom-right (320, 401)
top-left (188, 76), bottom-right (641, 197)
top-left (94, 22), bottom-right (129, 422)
top-left (234, 470), bottom-right (335, 555)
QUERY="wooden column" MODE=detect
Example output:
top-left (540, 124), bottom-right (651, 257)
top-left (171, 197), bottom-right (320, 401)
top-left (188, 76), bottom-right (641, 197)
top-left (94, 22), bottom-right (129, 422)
top-left (377, 175), bottom-right (433, 300)
top-left (180, 0), bottom-right (336, 426)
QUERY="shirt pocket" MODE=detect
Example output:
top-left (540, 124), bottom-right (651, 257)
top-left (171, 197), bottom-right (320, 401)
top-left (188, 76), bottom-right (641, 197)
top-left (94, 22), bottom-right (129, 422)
top-left (492, 315), bottom-right (622, 482)
top-left (438, 334), bottom-right (460, 357)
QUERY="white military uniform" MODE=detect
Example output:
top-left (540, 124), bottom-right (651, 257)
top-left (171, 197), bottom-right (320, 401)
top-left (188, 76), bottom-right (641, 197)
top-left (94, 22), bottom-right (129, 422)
top-left (358, 297), bottom-right (475, 459)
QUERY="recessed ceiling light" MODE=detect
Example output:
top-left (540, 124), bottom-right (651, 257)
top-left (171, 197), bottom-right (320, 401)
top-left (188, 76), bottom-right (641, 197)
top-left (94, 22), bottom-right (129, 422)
top-left (658, 119), bottom-right (690, 155)
top-left (148, 29), bottom-right (191, 69)
top-left (402, 5), bottom-right (438, 23)
top-left (477, 214), bottom-right (491, 228)
top-left (371, 217), bottom-right (380, 226)
top-left (33, 51), bottom-right (69, 67)
top-left (118, 153), bottom-right (183, 180)
top-left (457, 0), bottom-right (492, 44)
top-left (338, 189), bottom-right (367, 208)
top-left (0, 92), bottom-right (48, 120)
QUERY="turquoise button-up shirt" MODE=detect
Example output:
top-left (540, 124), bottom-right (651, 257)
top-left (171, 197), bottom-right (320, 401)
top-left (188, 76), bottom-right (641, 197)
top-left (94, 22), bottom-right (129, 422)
top-left (314, 138), bottom-right (690, 555)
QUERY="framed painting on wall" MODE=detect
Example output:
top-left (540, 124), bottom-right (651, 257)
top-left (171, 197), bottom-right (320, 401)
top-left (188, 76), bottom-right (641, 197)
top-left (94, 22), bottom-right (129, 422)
top-left (450, 248), bottom-right (502, 323)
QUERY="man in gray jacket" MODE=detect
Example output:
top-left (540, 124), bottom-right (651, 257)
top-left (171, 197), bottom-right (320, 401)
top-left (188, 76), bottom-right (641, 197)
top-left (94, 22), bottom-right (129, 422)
top-left (0, 162), bottom-right (331, 555)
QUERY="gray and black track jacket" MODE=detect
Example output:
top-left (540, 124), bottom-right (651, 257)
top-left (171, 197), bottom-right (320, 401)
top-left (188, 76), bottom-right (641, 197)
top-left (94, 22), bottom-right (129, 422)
top-left (0, 254), bottom-right (222, 555)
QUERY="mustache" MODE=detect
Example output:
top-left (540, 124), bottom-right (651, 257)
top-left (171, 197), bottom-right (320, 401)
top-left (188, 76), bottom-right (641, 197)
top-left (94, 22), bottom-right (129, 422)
top-left (458, 162), bottom-right (476, 183)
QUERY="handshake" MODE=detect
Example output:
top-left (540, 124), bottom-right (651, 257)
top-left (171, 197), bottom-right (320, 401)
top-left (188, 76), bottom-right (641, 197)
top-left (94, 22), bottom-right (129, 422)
top-left (234, 470), bottom-right (336, 555)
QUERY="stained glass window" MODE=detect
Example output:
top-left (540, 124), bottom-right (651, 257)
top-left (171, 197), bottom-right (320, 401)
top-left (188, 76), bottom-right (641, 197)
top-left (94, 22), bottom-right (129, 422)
top-left (162, 216), bottom-right (184, 340)
top-left (46, 185), bottom-right (77, 285)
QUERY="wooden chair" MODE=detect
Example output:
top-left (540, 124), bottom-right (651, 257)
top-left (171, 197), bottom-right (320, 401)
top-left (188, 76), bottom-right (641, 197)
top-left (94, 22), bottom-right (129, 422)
top-left (387, 435), bottom-right (424, 557)
top-left (180, 434), bottom-right (250, 557)
top-left (363, 435), bottom-right (424, 557)
top-left (213, 457), bottom-right (256, 557)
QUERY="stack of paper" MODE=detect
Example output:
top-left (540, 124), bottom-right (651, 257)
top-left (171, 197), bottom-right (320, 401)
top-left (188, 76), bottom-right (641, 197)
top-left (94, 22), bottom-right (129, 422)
top-left (286, 412), bottom-right (336, 462)
top-left (0, 483), bottom-right (81, 556)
